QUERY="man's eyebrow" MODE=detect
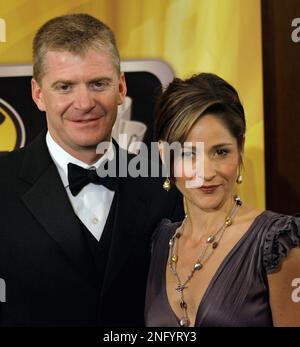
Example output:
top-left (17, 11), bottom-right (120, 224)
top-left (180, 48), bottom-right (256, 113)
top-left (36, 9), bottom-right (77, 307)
top-left (51, 80), bottom-right (74, 88)
top-left (88, 77), bottom-right (114, 85)
top-left (51, 77), bottom-right (114, 89)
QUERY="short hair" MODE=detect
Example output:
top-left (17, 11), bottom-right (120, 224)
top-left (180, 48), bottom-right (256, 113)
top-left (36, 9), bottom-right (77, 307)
top-left (33, 13), bottom-right (120, 83)
top-left (155, 72), bottom-right (246, 151)
top-left (155, 73), bottom-right (246, 180)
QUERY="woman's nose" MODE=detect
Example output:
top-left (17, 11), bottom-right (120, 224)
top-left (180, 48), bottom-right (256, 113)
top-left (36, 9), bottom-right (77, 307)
top-left (203, 156), bottom-right (217, 181)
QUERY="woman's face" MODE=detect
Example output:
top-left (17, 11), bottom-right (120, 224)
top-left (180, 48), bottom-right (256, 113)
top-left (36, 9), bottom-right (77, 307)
top-left (174, 114), bottom-right (241, 212)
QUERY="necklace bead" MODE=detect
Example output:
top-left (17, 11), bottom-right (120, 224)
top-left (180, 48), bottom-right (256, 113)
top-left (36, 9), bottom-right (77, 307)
top-left (194, 262), bottom-right (203, 270)
top-left (180, 300), bottom-right (188, 309)
top-left (175, 231), bottom-right (182, 238)
top-left (225, 216), bottom-right (233, 226)
top-left (207, 235), bottom-right (215, 243)
top-left (235, 196), bottom-right (242, 205)
top-left (171, 255), bottom-right (178, 263)
top-left (212, 241), bottom-right (218, 249)
top-left (179, 318), bottom-right (190, 327)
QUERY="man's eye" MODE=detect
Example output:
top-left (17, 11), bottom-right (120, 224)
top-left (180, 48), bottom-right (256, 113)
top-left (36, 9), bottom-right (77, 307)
top-left (56, 84), bottom-right (71, 92)
top-left (92, 81), bottom-right (107, 89)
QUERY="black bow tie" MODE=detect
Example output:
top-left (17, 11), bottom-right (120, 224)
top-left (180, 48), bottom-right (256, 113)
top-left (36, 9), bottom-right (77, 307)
top-left (67, 162), bottom-right (119, 196)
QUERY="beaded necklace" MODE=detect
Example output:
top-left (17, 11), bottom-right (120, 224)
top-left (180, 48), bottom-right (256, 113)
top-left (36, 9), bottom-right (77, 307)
top-left (168, 195), bottom-right (242, 327)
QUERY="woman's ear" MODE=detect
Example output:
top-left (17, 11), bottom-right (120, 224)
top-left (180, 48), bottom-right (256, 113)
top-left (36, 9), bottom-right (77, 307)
top-left (158, 140), bottom-right (173, 180)
top-left (158, 140), bottom-right (166, 164)
top-left (239, 136), bottom-right (245, 164)
top-left (241, 135), bottom-right (245, 153)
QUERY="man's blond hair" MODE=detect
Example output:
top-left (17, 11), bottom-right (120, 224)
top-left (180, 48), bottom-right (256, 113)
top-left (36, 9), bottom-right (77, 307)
top-left (33, 13), bottom-right (120, 83)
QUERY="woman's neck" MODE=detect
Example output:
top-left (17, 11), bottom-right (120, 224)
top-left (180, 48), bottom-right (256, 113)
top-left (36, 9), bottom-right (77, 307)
top-left (184, 195), bottom-right (237, 242)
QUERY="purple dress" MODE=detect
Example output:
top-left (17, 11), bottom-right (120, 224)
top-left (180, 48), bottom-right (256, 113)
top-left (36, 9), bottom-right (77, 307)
top-left (145, 211), bottom-right (300, 327)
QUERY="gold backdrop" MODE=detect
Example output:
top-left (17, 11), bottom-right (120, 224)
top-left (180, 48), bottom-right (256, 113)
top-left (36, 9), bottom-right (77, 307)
top-left (0, 0), bottom-right (264, 208)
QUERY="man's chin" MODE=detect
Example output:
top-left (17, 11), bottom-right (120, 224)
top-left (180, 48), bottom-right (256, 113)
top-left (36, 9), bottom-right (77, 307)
top-left (74, 135), bottom-right (112, 149)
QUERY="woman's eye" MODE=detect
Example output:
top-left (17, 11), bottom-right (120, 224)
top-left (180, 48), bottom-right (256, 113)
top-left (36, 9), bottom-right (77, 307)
top-left (182, 151), bottom-right (194, 158)
top-left (214, 148), bottom-right (229, 157)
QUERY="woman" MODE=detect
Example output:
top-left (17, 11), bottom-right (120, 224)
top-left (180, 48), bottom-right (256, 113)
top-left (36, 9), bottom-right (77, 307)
top-left (145, 73), bottom-right (300, 327)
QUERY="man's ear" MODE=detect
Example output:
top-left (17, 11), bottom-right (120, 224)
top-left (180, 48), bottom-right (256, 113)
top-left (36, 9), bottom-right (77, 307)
top-left (31, 78), bottom-right (46, 112)
top-left (117, 72), bottom-right (127, 105)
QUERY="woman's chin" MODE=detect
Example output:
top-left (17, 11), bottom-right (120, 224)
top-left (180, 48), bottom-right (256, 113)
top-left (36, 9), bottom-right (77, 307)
top-left (190, 192), bottom-right (226, 211)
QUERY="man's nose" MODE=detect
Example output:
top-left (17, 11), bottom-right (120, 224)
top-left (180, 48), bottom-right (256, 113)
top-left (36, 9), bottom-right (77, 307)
top-left (73, 86), bottom-right (96, 112)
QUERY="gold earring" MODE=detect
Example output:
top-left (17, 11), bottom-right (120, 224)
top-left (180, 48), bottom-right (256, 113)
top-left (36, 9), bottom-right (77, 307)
top-left (163, 177), bottom-right (171, 191)
top-left (236, 175), bottom-right (243, 184)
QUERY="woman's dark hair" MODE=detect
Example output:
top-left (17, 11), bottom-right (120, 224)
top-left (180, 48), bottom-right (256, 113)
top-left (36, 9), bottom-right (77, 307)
top-left (155, 72), bottom-right (246, 154)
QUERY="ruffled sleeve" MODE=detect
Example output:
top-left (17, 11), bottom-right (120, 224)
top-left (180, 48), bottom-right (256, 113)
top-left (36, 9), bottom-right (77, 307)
top-left (263, 214), bottom-right (300, 274)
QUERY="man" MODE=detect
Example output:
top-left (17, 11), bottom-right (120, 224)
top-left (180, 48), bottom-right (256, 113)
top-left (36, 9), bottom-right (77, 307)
top-left (0, 13), bottom-right (183, 326)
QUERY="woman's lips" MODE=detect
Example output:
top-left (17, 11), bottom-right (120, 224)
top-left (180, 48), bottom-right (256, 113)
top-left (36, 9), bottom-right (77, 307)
top-left (199, 185), bottom-right (220, 193)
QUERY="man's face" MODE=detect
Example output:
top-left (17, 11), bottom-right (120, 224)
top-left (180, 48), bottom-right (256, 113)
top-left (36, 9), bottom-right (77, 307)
top-left (32, 48), bottom-right (126, 154)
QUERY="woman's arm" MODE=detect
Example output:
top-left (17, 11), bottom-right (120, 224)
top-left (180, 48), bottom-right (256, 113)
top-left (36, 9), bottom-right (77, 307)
top-left (268, 246), bottom-right (300, 326)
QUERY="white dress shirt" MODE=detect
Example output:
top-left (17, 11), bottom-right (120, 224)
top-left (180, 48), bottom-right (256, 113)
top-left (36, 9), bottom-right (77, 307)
top-left (46, 132), bottom-right (115, 241)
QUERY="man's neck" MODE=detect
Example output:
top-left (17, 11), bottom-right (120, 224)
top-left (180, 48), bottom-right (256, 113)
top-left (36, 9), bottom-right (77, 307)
top-left (63, 148), bottom-right (102, 165)
top-left (48, 132), bottom-right (111, 165)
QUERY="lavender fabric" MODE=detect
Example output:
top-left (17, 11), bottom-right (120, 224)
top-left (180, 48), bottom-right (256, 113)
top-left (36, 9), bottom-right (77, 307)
top-left (145, 211), bottom-right (300, 327)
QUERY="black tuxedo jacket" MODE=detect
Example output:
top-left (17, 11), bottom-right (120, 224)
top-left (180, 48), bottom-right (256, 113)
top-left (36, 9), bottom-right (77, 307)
top-left (0, 132), bottom-right (184, 327)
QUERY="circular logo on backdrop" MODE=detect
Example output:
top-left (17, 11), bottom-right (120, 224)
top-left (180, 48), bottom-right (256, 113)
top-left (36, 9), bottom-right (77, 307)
top-left (0, 98), bottom-right (26, 152)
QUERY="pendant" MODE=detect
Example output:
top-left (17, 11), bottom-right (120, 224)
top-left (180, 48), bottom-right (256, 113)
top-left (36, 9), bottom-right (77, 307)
top-left (179, 317), bottom-right (190, 327)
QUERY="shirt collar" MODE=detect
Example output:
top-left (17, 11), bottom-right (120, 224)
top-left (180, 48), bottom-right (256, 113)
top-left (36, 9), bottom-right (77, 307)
top-left (46, 131), bottom-right (114, 188)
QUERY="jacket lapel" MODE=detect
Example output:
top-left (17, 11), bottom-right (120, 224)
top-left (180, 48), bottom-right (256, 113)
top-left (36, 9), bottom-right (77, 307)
top-left (19, 132), bottom-right (96, 283)
top-left (100, 143), bottom-right (150, 294)
top-left (101, 178), bottom-right (149, 294)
